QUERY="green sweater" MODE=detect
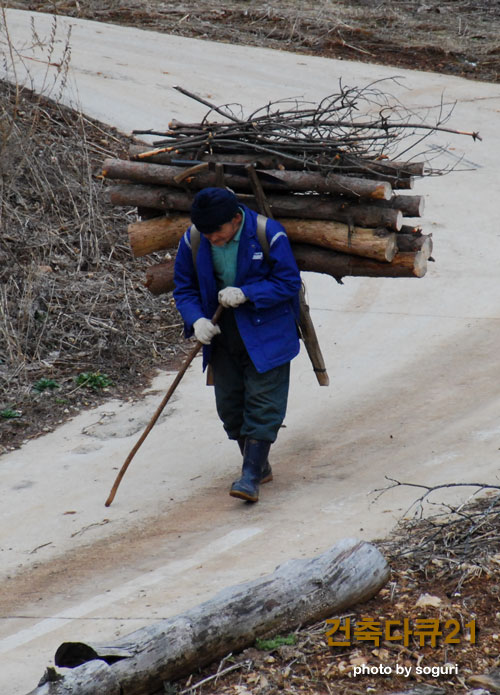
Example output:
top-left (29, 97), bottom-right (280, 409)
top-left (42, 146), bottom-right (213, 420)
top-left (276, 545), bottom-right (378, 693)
top-left (211, 209), bottom-right (245, 288)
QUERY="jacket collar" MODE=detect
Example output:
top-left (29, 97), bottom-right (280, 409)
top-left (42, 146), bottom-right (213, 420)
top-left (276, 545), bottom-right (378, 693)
top-left (235, 206), bottom-right (259, 285)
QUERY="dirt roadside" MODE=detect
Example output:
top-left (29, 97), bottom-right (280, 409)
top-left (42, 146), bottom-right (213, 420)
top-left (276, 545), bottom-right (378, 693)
top-left (0, 79), bottom-right (189, 452)
top-left (9, 0), bottom-right (500, 83)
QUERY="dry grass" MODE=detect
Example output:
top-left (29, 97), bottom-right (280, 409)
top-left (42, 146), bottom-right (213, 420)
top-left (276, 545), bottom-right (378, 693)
top-left (0, 24), bottom-right (185, 450)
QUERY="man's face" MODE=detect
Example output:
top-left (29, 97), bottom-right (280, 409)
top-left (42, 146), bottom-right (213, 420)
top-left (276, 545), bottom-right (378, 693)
top-left (205, 213), bottom-right (242, 247)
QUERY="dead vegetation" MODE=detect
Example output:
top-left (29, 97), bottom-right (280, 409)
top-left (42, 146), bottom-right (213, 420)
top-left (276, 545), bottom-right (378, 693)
top-left (166, 488), bottom-right (500, 695)
top-left (0, 76), bottom-right (185, 452)
top-left (378, 480), bottom-right (500, 585)
top-left (8, 0), bottom-right (500, 83)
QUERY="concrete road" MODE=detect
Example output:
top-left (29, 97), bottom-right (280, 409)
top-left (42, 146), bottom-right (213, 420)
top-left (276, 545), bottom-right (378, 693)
top-left (1, 8), bottom-right (500, 693)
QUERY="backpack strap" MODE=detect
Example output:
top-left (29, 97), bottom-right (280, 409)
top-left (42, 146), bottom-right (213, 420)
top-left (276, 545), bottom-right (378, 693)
top-left (256, 213), bottom-right (270, 263)
top-left (187, 224), bottom-right (209, 385)
top-left (189, 224), bottom-right (201, 272)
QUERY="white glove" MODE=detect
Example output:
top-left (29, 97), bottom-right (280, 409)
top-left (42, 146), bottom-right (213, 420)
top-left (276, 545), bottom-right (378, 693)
top-left (193, 317), bottom-right (221, 345)
top-left (218, 287), bottom-right (247, 308)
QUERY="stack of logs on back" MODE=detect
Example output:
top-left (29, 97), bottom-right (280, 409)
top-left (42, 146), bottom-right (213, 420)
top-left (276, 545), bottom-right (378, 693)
top-left (103, 140), bottom-right (432, 296)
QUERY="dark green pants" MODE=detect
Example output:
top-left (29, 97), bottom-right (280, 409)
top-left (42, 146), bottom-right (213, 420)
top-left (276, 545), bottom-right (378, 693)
top-left (210, 310), bottom-right (290, 443)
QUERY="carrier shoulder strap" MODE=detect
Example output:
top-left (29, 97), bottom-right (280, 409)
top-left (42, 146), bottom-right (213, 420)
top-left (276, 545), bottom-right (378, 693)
top-left (256, 213), bottom-right (270, 263)
top-left (190, 224), bottom-right (201, 272)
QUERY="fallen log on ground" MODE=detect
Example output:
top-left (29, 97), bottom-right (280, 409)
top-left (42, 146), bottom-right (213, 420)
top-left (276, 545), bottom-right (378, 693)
top-left (32, 662), bottom-right (121, 695)
top-left (102, 158), bottom-right (393, 200)
top-left (128, 214), bottom-right (398, 262)
top-left (27, 538), bottom-right (390, 695)
top-left (108, 184), bottom-right (404, 230)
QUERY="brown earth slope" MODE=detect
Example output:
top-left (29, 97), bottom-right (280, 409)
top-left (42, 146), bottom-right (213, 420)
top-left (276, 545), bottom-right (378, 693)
top-left (8, 0), bottom-right (500, 83)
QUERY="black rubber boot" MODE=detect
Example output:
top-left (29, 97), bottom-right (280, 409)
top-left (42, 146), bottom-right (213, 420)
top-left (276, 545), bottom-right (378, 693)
top-left (230, 438), bottom-right (271, 502)
top-left (237, 437), bottom-right (273, 484)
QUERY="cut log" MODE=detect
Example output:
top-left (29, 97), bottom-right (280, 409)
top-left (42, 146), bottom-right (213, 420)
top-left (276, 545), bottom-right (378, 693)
top-left (293, 243), bottom-right (427, 279)
top-left (385, 249), bottom-right (428, 277)
top-left (396, 232), bottom-right (433, 257)
top-left (129, 214), bottom-right (186, 257)
top-left (128, 215), bottom-right (397, 262)
top-left (144, 260), bottom-right (174, 295)
top-left (128, 145), bottom-right (425, 178)
top-left (373, 194), bottom-right (425, 218)
top-left (468, 670), bottom-right (500, 693)
top-left (129, 145), bottom-right (284, 169)
top-left (136, 206), bottom-right (165, 220)
top-left (29, 661), bottom-right (120, 695)
top-left (399, 223), bottom-right (422, 234)
top-left (282, 219), bottom-right (397, 262)
top-left (27, 538), bottom-right (389, 695)
top-left (108, 183), bottom-right (175, 211)
top-left (371, 174), bottom-right (414, 190)
top-left (102, 158), bottom-right (392, 200)
top-left (144, 242), bottom-right (427, 297)
top-left (108, 184), bottom-right (403, 231)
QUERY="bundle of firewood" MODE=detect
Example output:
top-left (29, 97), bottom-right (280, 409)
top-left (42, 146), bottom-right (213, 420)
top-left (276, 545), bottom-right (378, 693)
top-left (102, 85), bottom-right (479, 294)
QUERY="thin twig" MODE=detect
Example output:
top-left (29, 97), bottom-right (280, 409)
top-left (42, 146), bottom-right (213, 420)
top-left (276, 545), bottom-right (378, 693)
top-left (179, 659), bottom-right (251, 693)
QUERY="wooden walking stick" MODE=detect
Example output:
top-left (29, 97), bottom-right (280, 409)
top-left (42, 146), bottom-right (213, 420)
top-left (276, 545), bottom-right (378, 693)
top-left (105, 305), bottom-right (223, 506)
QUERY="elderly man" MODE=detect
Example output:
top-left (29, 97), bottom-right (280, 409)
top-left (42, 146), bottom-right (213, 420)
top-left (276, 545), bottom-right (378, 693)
top-left (173, 187), bottom-right (301, 502)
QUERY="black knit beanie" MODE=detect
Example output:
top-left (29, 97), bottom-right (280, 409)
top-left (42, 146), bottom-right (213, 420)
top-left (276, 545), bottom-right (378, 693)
top-left (190, 187), bottom-right (240, 234)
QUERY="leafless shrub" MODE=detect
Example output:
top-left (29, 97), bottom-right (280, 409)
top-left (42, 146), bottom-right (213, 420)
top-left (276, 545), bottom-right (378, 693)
top-left (375, 479), bottom-right (500, 587)
top-left (0, 14), bottom-right (182, 448)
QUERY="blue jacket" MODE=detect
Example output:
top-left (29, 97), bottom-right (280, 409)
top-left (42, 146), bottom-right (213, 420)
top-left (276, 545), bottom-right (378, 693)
top-left (173, 205), bottom-right (301, 373)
